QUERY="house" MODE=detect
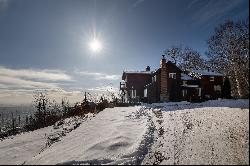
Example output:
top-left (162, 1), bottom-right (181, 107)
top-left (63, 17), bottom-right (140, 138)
top-left (188, 70), bottom-right (224, 100)
top-left (144, 55), bottom-right (204, 103)
top-left (120, 66), bottom-right (153, 103)
top-left (120, 55), bottom-right (224, 103)
top-left (145, 56), bottom-right (183, 103)
top-left (180, 73), bottom-right (201, 102)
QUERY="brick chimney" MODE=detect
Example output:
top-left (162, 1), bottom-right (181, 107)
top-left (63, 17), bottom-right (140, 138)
top-left (160, 55), bottom-right (169, 102)
top-left (146, 66), bottom-right (150, 71)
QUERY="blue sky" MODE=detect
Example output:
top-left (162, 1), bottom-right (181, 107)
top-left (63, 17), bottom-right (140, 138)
top-left (0, 0), bottom-right (249, 104)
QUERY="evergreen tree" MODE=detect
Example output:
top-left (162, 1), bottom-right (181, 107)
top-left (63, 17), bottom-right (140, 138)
top-left (222, 77), bottom-right (232, 99)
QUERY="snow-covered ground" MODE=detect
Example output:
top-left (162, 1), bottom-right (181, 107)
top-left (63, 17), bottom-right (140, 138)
top-left (0, 107), bottom-right (151, 165)
top-left (142, 99), bottom-right (249, 165)
top-left (0, 116), bottom-right (88, 165)
top-left (0, 99), bottom-right (248, 165)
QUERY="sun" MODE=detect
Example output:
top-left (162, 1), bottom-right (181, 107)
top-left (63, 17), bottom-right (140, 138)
top-left (89, 39), bottom-right (102, 53)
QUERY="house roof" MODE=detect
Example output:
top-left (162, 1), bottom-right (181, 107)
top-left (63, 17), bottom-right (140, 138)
top-left (123, 71), bottom-right (153, 74)
top-left (181, 73), bottom-right (194, 80)
top-left (166, 61), bottom-right (182, 72)
top-left (122, 71), bottom-right (153, 80)
top-left (190, 70), bottom-right (223, 76)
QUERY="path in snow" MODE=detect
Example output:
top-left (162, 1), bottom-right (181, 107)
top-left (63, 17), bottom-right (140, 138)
top-left (142, 99), bottom-right (249, 165)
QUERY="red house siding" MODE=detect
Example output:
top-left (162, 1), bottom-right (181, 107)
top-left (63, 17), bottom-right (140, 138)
top-left (121, 73), bottom-right (152, 102)
top-left (200, 75), bottom-right (223, 99)
top-left (146, 61), bottom-right (182, 102)
top-left (146, 71), bottom-right (161, 103)
top-left (126, 74), bottom-right (151, 97)
top-left (181, 79), bottom-right (201, 102)
top-left (165, 62), bottom-right (182, 101)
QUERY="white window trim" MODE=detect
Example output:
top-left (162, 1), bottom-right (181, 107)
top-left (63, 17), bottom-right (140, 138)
top-left (169, 73), bottom-right (176, 79)
top-left (214, 85), bottom-right (221, 91)
top-left (184, 85), bottom-right (199, 88)
top-left (198, 88), bottom-right (201, 96)
top-left (152, 75), bottom-right (157, 83)
top-left (144, 88), bottom-right (147, 97)
top-left (131, 89), bottom-right (136, 98)
top-left (182, 89), bottom-right (187, 97)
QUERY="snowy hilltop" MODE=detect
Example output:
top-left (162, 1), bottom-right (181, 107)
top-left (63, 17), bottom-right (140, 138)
top-left (0, 99), bottom-right (249, 165)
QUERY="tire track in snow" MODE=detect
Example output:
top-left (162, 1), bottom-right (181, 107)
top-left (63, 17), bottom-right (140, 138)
top-left (120, 106), bottom-right (156, 165)
top-left (142, 108), bottom-right (196, 165)
top-left (142, 107), bottom-right (172, 165)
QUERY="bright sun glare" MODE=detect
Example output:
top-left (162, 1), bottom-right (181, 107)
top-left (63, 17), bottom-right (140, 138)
top-left (89, 39), bottom-right (102, 53)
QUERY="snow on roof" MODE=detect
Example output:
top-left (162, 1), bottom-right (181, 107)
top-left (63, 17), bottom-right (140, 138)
top-left (191, 70), bottom-right (223, 76)
top-left (181, 73), bottom-right (194, 80)
top-left (123, 71), bottom-right (153, 74)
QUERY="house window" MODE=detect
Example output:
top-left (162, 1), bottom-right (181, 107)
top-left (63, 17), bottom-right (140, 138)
top-left (214, 85), bottom-right (221, 91)
top-left (198, 88), bottom-right (201, 96)
top-left (210, 76), bottom-right (214, 81)
top-left (183, 81), bottom-right (187, 86)
top-left (131, 89), bottom-right (136, 98)
top-left (144, 88), bottom-right (147, 97)
top-left (152, 75), bottom-right (157, 83)
top-left (182, 89), bottom-right (187, 97)
top-left (169, 73), bottom-right (176, 79)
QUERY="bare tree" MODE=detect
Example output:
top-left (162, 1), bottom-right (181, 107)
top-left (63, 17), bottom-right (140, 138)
top-left (165, 45), bottom-right (207, 71)
top-left (180, 47), bottom-right (207, 71)
top-left (164, 46), bottom-right (182, 64)
top-left (207, 18), bottom-right (249, 98)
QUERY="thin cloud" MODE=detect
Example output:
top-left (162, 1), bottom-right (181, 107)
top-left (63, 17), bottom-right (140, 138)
top-left (0, 66), bottom-right (73, 82)
top-left (75, 70), bottom-right (120, 81)
top-left (132, 0), bottom-right (145, 8)
top-left (187, 0), bottom-right (200, 9)
top-left (0, 0), bottom-right (10, 11)
top-left (0, 88), bottom-right (84, 105)
top-left (0, 66), bottom-right (121, 104)
top-left (0, 66), bottom-right (74, 104)
top-left (190, 0), bottom-right (246, 27)
top-left (0, 75), bottom-right (58, 90)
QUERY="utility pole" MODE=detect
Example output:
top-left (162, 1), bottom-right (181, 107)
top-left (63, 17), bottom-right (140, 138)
top-left (84, 92), bottom-right (87, 103)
